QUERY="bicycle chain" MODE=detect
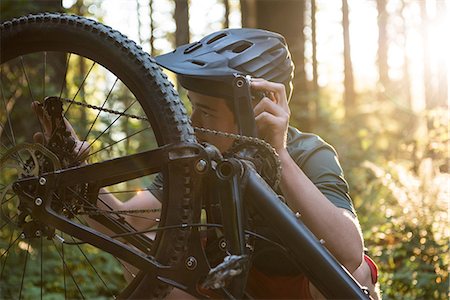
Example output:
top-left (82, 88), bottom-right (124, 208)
top-left (59, 97), bottom-right (282, 215)
top-left (77, 208), bottom-right (161, 216)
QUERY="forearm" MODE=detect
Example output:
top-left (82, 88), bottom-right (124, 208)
top-left (85, 188), bottom-right (160, 234)
top-left (278, 150), bottom-right (363, 272)
top-left (83, 188), bottom-right (125, 236)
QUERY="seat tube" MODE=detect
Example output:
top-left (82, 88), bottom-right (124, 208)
top-left (215, 158), bottom-right (249, 298)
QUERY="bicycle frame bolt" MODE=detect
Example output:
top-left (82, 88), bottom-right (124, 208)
top-left (36, 230), bottom-right (41, 237)
top-left (39, 177), bottom-right (47, 185)
top-left (236, 79), bottom-right (244, 87)
top-left (185, 256), bottom-right (197, 270)
top-left (35, 198), bottom-right (43, 206)
top-left (219, 239), bottom-right (227, 251)
top-left (20, 233), bottom-right (26, 239)
top-left (195, 159), bottom-right (208, 173)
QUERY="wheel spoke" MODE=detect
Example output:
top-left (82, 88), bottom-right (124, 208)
top-left (19, 56), bottom-right (35, 102)
top-left (64, 60), bottom-right (96, 116)
top-left (0, 230), bottom-right (16, 280)
top-left (1, 193), bottom-right (17, 206)
top-left (71, 236), bottom-right (116, 299)
top-left (58, 53), bottom-right (71, 101)
top-left (86, 125), bottom-right (151, 159)
top-left (52, 239), bottom-right (86, 299)
top-left (20, 56), bottom-right (46, 137)
top-left (114, 256), bottom-right (136, 279)
top-left (62, 188), bottom-right (156, 251)
top-left (61, 233), bottom-right (67, 300)
top-left (40, 236), bottom-right (43, 300)
top-left (0, 214), bottom-right (18, 231)
top-left (78, 98), bottom-right (138, 159)
top-left (0, 231), bottom-right (21, 259)
top-left (0, 143), bottom-right (21, 165)
top-left (0, 123), bottom-right (15, 147)
top-left (0, 67), bottom-right (16, 146)
top-left (76, 77), bottom-right (119, 158)
top-left (42, 52), bottom-right (46, 102)
top-left (18, 239), bottom-right (30, 300)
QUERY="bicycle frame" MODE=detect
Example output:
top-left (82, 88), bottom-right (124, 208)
top-left (14, 140), bottom-right (370, 299)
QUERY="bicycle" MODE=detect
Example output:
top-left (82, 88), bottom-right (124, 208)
top-left (1, 13), bottom-right (371, 299)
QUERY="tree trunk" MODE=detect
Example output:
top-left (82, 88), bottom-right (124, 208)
top-left (136, 0), bottom-right (143, 45)
top-left (149, 0), bottom-right (155, 56)
top-left (240, 0), bottom-right (257, 28)
top-left (376, 0), bottom-right (389, 93)
top-left (436, 0), bottom-right (448, 108)
top-left (400, 0), bottom-right (412, 110)
top-left (252, 0), bottom-right (309, 130)
top-left (420, 1), bottom-right (433, 110)
top-left (174, 0), bottom-right (190, 46)
top-left (73, 0), bottom-right (88, 129)
top-left (174, 0), bottom-right (190, 92)
top-left (311, 0), bottom-right (319, 123)
top-left (342, 0), bottom-right (355, 117)
top-left (223, 0), bottom-right (230, 28)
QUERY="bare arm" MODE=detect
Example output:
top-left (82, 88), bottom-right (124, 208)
top-left (251, 79), bottom-right (363, 272)
top-left (94, 189), bottom-right (161, 232)
top-left (278, 149), bottom-right (363, 271)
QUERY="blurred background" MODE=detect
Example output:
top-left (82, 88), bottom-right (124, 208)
top-left (1, 0), bottom-right (448, 299)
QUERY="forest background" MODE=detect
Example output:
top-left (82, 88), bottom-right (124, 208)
top-left (0, 0), bottom-right (448, 299)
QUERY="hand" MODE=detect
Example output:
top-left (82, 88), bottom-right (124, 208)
top-left (250, 78), bottom-right (290, 153)
top-left (31, 101), bottom-right (90, 162)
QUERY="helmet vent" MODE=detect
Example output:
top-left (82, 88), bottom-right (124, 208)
top-left (184, 42), bottom-right (202, 54)
top-left (190, 60), bottom-right (205, 66)
top-left (232, 41), bottom-right (253, 53)
top-left (206, 33), bottom-right (227, 44)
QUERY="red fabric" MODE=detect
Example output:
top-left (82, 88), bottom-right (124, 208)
top-left (246, 267), bottom-right (312, 299)
top-left (364, 254), bottom-right (379, 285)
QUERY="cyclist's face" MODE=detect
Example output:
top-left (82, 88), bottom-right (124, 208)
top-left (188, 91), bottom-right (237, 152)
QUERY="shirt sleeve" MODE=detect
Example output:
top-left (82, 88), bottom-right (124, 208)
top-left (299, 147), bottom-right (356, 216)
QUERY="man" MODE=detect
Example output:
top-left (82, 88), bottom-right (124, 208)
top-left (33, 28), bottom-right (379, 299)
top-left (154, 28), bottom-right (379, 299)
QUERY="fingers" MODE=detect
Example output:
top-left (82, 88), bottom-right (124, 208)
top-left (31, 100), bottom-right (89, 162)
top-left (32, 100), bottom-right (80, 141)
top-left (31, 101), bottom-right (52, 139)
top-left (253, 96), bottom-right (289, 118)
top-left (250, 78), bottom-right (290, 151)
top-left (63, 117), bottom-right (80, 140)
top-left (250, 78), bottom-right (288, 109)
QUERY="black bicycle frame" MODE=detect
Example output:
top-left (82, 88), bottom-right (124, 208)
top-left (14, 140), bottom-right (369, 299)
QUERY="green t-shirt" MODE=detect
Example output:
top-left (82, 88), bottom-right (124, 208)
top-left (148, 126), bottom-right (355, 275)
top-left (149, 126), bottom-right (355, 215)
top-left (284, 126), bottom-right (355, 215)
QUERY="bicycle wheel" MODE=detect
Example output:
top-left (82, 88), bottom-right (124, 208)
top-left (1, 13), bottom-right (194, 299)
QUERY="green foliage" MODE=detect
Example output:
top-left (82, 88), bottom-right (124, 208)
top-left (305, 87), bottom-right (449, 299)
top-left (0, 233), bottom-right (126, 299)
top-left (361, 159), bottom-right (449, 299)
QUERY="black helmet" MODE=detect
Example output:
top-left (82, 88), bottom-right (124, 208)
top-left (155, 28), bottom-right (295, 100)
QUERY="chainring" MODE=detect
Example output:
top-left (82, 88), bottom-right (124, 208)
top-left (227, 139), bottom-right (281, 189)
